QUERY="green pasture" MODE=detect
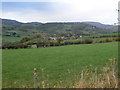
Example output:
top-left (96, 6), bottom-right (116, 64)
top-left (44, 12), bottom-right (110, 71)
top-left (2, 36), bottom-right (22, 43)
top-left (2, 42), bottom-right (118, 88)
top-left (83, 32), bottom-right (119, 38)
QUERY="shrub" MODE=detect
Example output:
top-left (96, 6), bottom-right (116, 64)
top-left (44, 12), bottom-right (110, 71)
top-left (57, 38), bottom-right (64, 44)
top-left (36, 41), bottom-right (43, 48)
top-left (20, 37), bottom-right (31, 43)
top-left (64, 41), bottom-right (73, 45)
top-left (105, 38), bottom-right (112, 42)
top-left (72, 40), bottom-right (82, 44)
top-left (31, 34), bottom-right (41, 39)
top-left (49, 42), bottom-right (55, 46)
top-left (113, 37), bottom-right (120, 41)
top-left (83, 38), bottom-right (93, 44)
top-left (37, 40), bottom-right (50, 48)
top-left (64, 41), bottom-right (70, 45)
top-left (2, 42), bottom-right (29, 49)
top-left (98, 40), bottom-right (105, 43)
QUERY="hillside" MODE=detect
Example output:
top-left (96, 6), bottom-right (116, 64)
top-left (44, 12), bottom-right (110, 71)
top-left (2, 19), bottom-right (118, 43)
top-left (83, 22), bottom-right (117, 30)
top-left (2, 19), bottom-right (117, 35)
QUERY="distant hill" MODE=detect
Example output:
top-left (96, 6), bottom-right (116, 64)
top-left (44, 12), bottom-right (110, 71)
top-left (82, 22), bottom-right (118, 30)
top-left (2, 19), bottom-right (118, 38)
top-left (2, 19), bottom-right (22, 25)
top-left (26, 22), bottom-right (42, 25)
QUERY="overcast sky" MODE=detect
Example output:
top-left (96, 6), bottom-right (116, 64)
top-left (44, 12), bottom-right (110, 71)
top-left (1, 0), bottom-right (119, 25)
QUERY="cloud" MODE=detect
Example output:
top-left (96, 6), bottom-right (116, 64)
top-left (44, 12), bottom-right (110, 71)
top-left (1, 0), bottom-right (119, 24)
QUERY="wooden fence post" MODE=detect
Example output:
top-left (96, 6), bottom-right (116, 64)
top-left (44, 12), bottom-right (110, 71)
top-left (112, 58), bottom-right (117, 88)
top-left (34, 68), bottom-right (38, 88)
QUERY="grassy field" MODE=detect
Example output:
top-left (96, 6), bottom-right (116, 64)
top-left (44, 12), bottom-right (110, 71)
top-left (83, 33), bottom-right (119, 38)
top-left (2, 36), bottom-right (24, 43)
top-left (2, 42), bottom-right (118, 88)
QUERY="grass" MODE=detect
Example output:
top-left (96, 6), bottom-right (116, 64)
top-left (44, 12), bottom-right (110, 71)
top-left (92, 37), bottom-right (115, 43)
top-left (2, 36), bottom-right (23, 43)
top-left (2, 42), bottom-right (118, 88)
top-left (75, 58), bottom-right (118, 88)
top-left (83, 33), bottom-right (119, 38)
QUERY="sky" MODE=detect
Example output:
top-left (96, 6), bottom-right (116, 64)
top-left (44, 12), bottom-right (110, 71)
top-left (1, 0), bottom-right (120, 25)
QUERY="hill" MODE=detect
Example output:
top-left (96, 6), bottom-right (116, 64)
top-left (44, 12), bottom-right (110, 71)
top-left (83, 21), bottom-right (117, 30)
top-left (2, 19), bottom-right (118, 43)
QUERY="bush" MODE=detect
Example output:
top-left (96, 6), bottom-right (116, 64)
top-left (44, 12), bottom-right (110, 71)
top-left (113, 37), bottom-right (120, 41)
top-left (64, 41), bottom-right (73, 45)
top-left (64, 41), bottom-right (70, 45)
top-left (36, 41), bottom-right (43, 48)
top-left (31, 34), bottom-right (41, 39)
top-left (57, 38), bottom-right (64, 44)
top-left (49, 42), bottom-right (55, 46)
top-left (2, 42), bottom-right (29, 49)
top-left (83, 38), bottom-right (93, 44)
top-left (98, 40), bottom-right (105, 43)
top-left (37, 41), bottom-right (50, 48)
top-left (20, 37), bottom-right (31, 43)
top-left (105, 38), bottom-right (112, 42)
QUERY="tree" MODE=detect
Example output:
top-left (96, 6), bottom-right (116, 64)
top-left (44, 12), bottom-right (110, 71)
top-left (12, 32), bottom-right (16, 37)
top-left (56, 37), bottom-right (64, 45)
top-left (31, 34), bottom-right (41, 39)
top-left (20, 37), bottom-right (31, 43)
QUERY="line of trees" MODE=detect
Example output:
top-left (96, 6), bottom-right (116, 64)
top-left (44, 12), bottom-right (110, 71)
top-left (2, 36), bottom-right (120, 49)
top-left (91, 35), bottom-right (119, 38)
top-left (31, 38), bottom-right (93, 48)
top-left (2, 38), bottom-right (93, 49)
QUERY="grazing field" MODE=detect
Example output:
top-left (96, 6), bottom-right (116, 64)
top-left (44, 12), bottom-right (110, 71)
top-left (2, 36), bottom-right (24, 43)
top-left (2, 42), bottom-right (118, 88)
